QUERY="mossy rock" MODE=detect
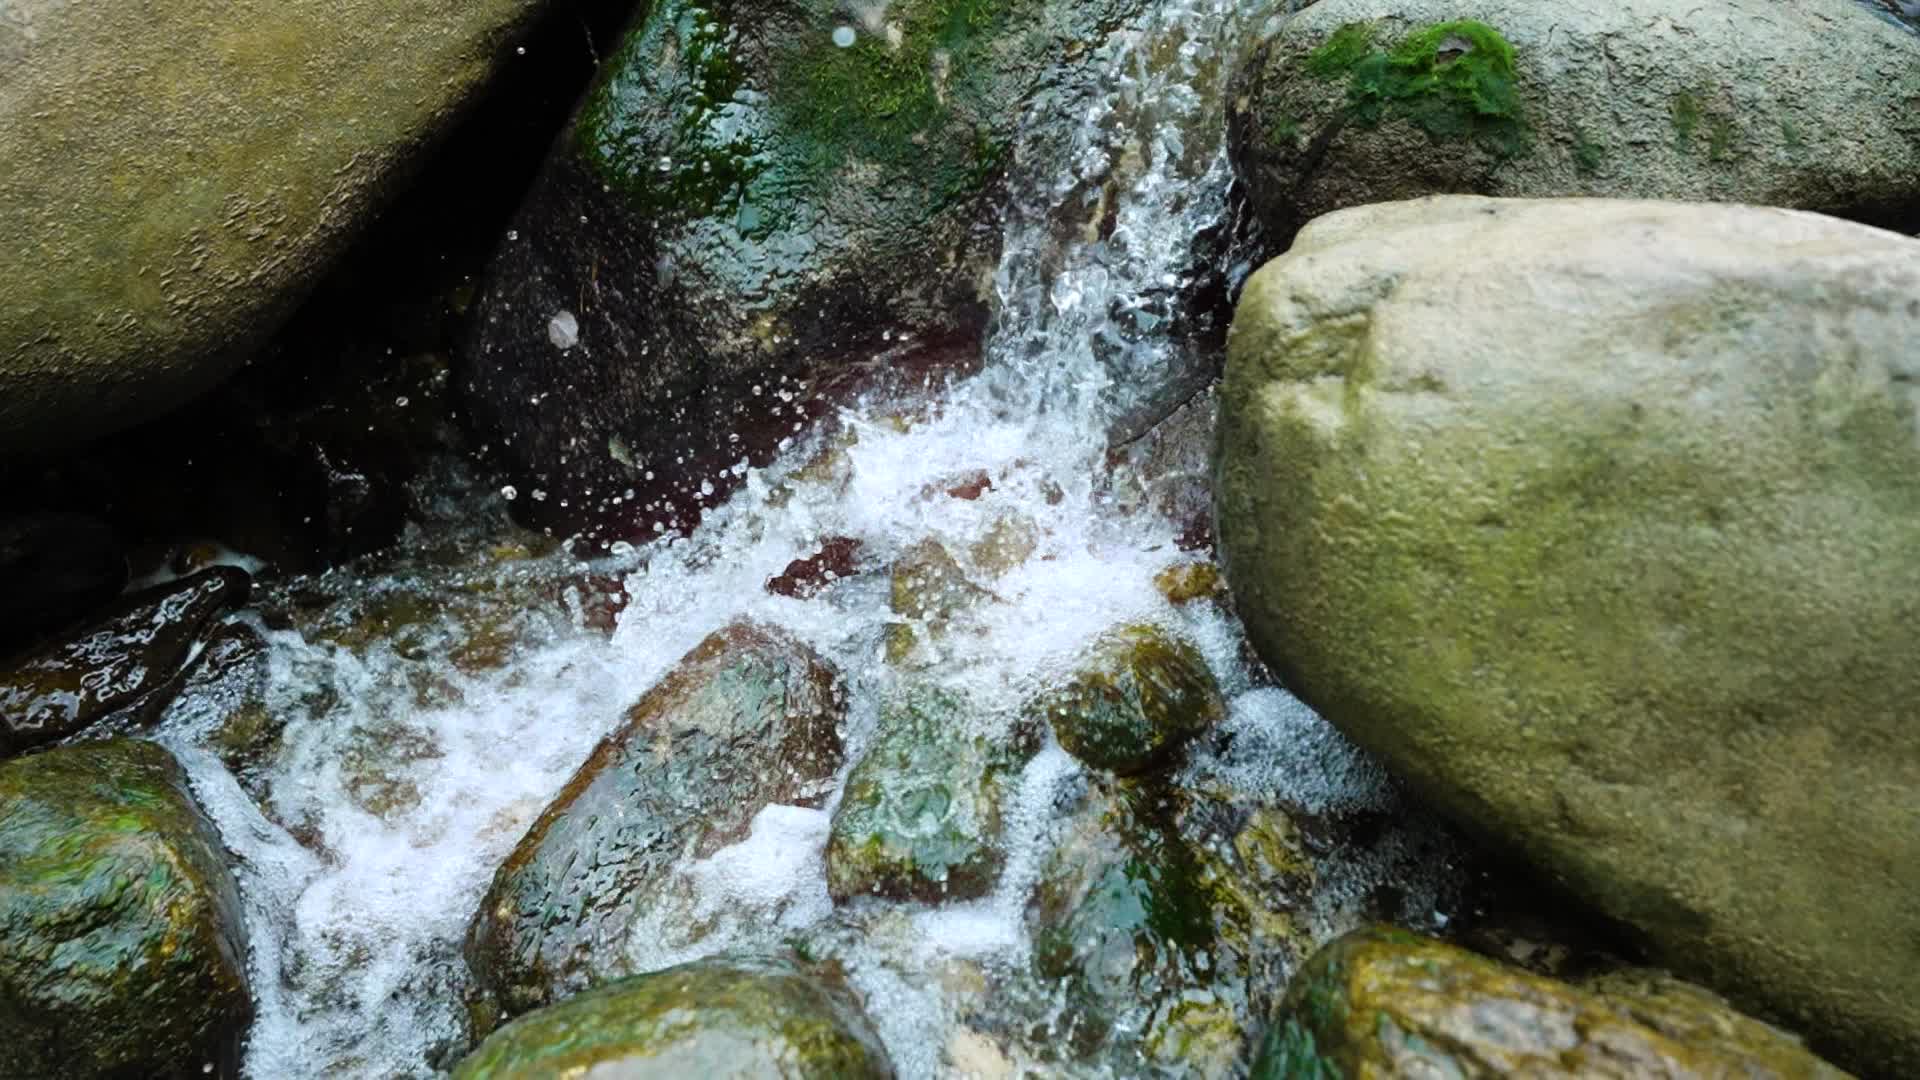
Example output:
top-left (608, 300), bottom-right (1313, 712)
top-left (826, 685), bottom-right (1038, 903)
top-left (459, 0), bottom-right (1151, 538)
top-left (0, 740), bottom-right (252, 1078)
top-left (0, 0), bottom-right (553, 452)
top-left (1255, 926), bottom-right (1852, 1078)
top-left (451, 954), bottom-right (894, 1079)
top-left (1214, 196), bottom-right (1920, 1075)
top-left (884, 538), bottom-right (997, 665)
top-left (1029, 624), bottom-right (1224, 775)
top-left (1228, 0), bottom-right (1920, 244)
top-left (0, 567), bottom-right (248, 757)
top-left (465, 621), bottom-right (846, 1029)
top-left (1027, 777), bottom-right (1254, 1073)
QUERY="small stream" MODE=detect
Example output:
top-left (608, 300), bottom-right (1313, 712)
top-left (151, 2), bottom-right (1469, 1075)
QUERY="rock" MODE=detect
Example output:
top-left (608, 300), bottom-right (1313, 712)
top-left (458, 0), bottom-right (1154, 539)
top-left (0, 513), bottom-right (126, 652)
top-left (1028, 778), bottom-right (1253, 1073)
top-left (1228, 0), bottom-right (1920, 244)
top-left (1153, 561), bottom-right (1222, 605)
top-left (0, 740), bottom-right (251, 1078)
top-left (0, 567), bottom-right (249, 757)
top-left (465, 621), bottom-right (845, 1028)
top-left (885, 539), bottom-right (997, 665)
top-left (450, 954), bottom-right (893, 1079)
top-left (827, 686), bottom-right (1039, 903)
top-left (766, 536), bottom-right (864, 599)
top-left (1214, 196), bottom-right (1920, 1074)
top-left (1254, 926), bottom-right (1851, 1079)
top-left (0, 0), bottom-right (554, 452)
top-left (1030, 624), bottom-right (1224, 775)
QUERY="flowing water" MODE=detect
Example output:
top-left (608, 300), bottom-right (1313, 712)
top-left (151, 2), bottom-right (1470, 1075)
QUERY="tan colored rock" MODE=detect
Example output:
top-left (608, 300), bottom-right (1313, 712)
top-left (0, 0), bottom-right (548, 450)
top-left (1215, 196), bottom-right (1920, 1074)
top-left (1256, 926), bottom-right (1851, 1078)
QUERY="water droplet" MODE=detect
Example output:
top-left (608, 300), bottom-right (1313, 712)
top-left (831, 25), bottom-right (857, 48)
top-left (548, 311), bottom-right (580, 350)
top-left (500, 485), bottom-right (518, 501)
top-left (394, 396), bottom-right (409, 408)
top-left (531, 489), bottom-right (548, 502)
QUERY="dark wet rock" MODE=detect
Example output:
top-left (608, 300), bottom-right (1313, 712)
top-left (0, 512), bottom-right (126, 653)
top-left (451, 954), bottom-right (893, 1079)
top-left (827, 686), bottom-right (1039, 903)
top-left (465, 621), bottom-right (846, 1029)
top-left (1030, 624), bottom-right (1223, 775)
top-left (459, 0), bottom-right (1156, 540)
top-left (767, 536), bottom-right (863, 599)
top-left (0, 567), bottom-right (248, 757)
top-left (0, 740), bottom-right (251, 1079)
top-left (161, 621), bottom-right (284, 787)
top-left (885, 539), bottom-right (996, 665)
top-left (1028, 778), bottom-right (1253, 1073)
top-left (1254, 926), bottom-right (1851, 1079)
top-left (1216, 196), bottom-right (1920, 1075)
top-left (0, 0), bottom-right (558, 452)
top-left (1228, 0), bottom-right (1920, 247)
top-left (1104, 389), bottom-right (1217, 553)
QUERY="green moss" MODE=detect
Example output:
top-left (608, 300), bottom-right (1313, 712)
top-left (1570, 126), bottom-right (1606, 176)
top-left (783, 0), bottom-right (1011, 172)
top-left (1306, 22), bottom-right (1376, 77)
top-left (1308, 20), bottom-right (1529, 158)
top-left (577, 1), bottom-right (764, 222)
top-left (1706, 114), bottom-right (1739, 162)
top-left (1779, 119), bottom-right (1806, 157)
top-left (1670, 92), bottom-right (1701, 152)
top-left (1249, 1018), bottom-right (1344, 1080)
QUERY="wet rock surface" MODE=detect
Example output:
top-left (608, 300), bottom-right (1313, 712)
top-left (1216, 196), bottom-right (1920, 1075)
top-left (451, 954), bottom-right (895, 1079)
top-left (1228, 0), bottom-right (1920, 246)
top-left (465, 621), bottom-right (847, 1028)
top-left (0, 0), bottom-right (556, 452)
top-left (827, 686), bottom-right (1039, 903)
top-left (0, 567), bottom-right (249, 757)
top-left (1030, 623), bottom-right (1225, 775)
top-left (0, 740), bottom-right (252, 1079)
top-left (1256, 926), bottom-right (1852, 1079)
top-left (460, 0), bottom-right (1156, 540)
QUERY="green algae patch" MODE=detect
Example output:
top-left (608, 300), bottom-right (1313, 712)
top-left (1308, 19), bottom-right (1530, 158)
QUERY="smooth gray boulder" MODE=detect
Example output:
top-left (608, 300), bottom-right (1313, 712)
top-left (1228, 0), bottom-right (1920, 243)
top-left (1215, 196), bottom-right (1920, 1075)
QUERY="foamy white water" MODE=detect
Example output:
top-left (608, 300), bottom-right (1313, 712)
top-left (154, 2), bottom-right (1465, 1075)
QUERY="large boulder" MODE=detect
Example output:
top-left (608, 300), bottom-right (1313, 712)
top-left (451, 955), bottom-right (893, 1079)
top-left (1255, 926), bottom-right (1850, 1078)
top-left (1214, 196), bottom-right (1920, 1073)
top-left (1227, 0), bottom-right (1920, 244)
top-left (459, 0), bottom-right (1150, 538)
top-left (0, 0), bottom-right (553, 452)
top-left (465, 621), bottom-right (846, 1029)
top-left (0, 740), bottom-right (252, 1078)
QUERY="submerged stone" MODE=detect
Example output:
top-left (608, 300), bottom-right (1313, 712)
top-left (451, 954), bottom-right (894, 1079)
top-left (1030, 624), bottom-right (1224, 775)
top-left (0, 567), bottom-right (248, 757)
top-left (885, 539), bottom-right (997, 665)
top-left (465, 621), bottom-right (846, 1029)
top-left (0, 740), bottom-right (251, 1079)
top-left (827, 686), bottom-right (1039, 903)
top-left (1028, 778), bottom-right (1253, 1073)
top-left (1255, 926), bottom-right (1852, 1078)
